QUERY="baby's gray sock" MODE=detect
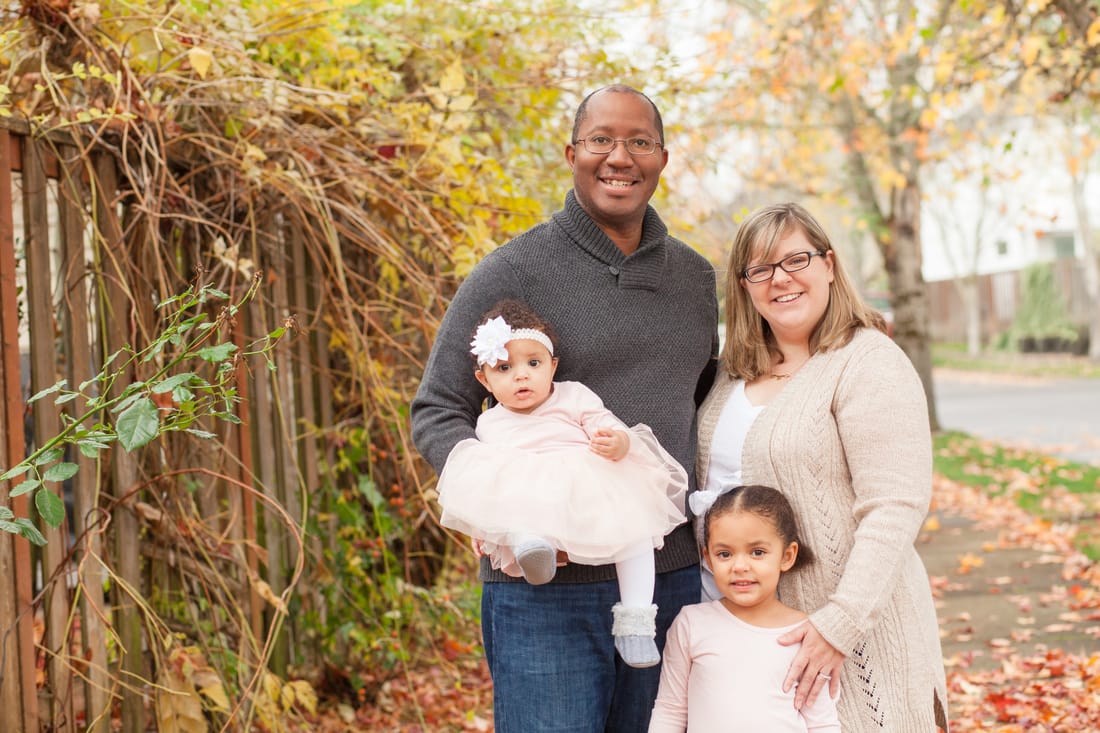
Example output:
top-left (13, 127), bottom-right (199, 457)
top-left (611, 603), bottom-right (660, 668)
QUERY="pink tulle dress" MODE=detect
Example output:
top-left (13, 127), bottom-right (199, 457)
top-left (437, 381), bottom-right (688, 575)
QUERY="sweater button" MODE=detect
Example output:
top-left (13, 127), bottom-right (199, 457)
top-left (609, 266), bottom-right (620, 276)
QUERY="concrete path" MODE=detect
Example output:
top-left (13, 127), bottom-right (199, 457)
top-left (917, 482), bottom-right (1098, 673)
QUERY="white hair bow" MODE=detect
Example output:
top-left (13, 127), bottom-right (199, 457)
top-left (688, 486), bottom-right (735, 517)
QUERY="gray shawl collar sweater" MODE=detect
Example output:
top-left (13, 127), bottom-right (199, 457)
top-left (412, 191), bottom-right (718, 582)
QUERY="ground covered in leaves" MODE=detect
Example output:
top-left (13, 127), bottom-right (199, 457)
top-left (928, 471), bottom-right (1100, 730)
top-left (298, 469), bottom-right (1100, 731)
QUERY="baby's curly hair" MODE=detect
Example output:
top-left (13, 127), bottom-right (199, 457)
top-left (469, 299), bottom-right (559, 365)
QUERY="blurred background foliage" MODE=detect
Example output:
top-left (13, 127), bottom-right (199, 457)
top-left (0, 0), bottom-right (1098, 729)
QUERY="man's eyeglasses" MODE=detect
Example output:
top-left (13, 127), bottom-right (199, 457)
top-left (741, 250), bottom-right (826, 283)
top-left (573, 135), bottom-right (663, 156)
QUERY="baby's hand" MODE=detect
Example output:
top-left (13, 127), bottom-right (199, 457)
top-left (589, 429), bottom-right (629, 461)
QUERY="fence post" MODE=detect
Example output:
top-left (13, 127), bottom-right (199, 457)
top-left (60, 141), bottom-right (111, 732)
top-left (92, 153), bottom-right (144, 733)
top-left (0, 124), bottom-right (37, 733)
top-left (23, 136), bottom-right (75, 732)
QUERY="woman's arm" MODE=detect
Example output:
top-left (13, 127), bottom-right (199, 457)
top-left (782, 335), bottom-right (932, 710)
top-left (809, 337), bottom-right (932, 651)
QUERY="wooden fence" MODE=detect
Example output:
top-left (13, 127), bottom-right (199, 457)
top-left (927, 261), bottom-right (1091, 347)
top-left (0, 120), bottom-right (329, 732)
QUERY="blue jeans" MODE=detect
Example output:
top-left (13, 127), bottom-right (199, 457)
top-left (482, 565), bottom-right (700, 732)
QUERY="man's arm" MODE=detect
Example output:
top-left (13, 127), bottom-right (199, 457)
top-left (410, 255), bottom-right (521, 474)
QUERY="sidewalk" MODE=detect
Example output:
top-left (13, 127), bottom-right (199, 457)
top-left (917, 479), bottom-right (1098, 673)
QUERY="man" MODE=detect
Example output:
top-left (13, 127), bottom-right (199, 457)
top-left (411, 85), bottom-right (718, 732)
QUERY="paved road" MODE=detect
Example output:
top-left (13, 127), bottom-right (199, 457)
top-left (933, 370), bottom-right (1100, 465)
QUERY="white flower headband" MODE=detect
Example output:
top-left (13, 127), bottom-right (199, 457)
top-left (470, 315), bottom-right (555, 367)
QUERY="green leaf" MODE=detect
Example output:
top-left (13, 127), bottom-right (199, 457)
top-left (9, 479), bottom-right (41, 497)
top-left (172, 386), bottom-right (195, 403)
top-left (36, 489), bottom-right (66, 527)
top-left (153, 373), bottom-right (196, 393)
top-left (110, 391), bottom-right (145, 414)
top-left (0, 464), bottom-right (29, 481)
top-left (43, 462), bottom-right (79, 483)
top-left (79, 443), bottom-right (104, 458)
top-left (56, 392), bottom-right (80, 405)
top-left (0, 520), bottom-right (21, 535)
top-left (200, 287), bottom-right (230, 302)
top-left (358, 475), bottom-right (384, 509)
top-left (116, 398), bottom-right (161, 451)
top-left (214, 412), bottom-right (242, 425)
top-left (29, 380), bottom-right (67, 403)
top-left (0, 506), bottom-right (12, 520)
top-left (185, 428), bottom-right (217, 439)
top-left (14, 518), bottom-right (47, 546)
top-left (156, 289), bottom-right (189, 309)
top-left (34, 449), bottom-right (64, 466)
top-left (141, 339), bottom-right (168, 362)
top-left (103, 346), bottom-right (129, 368)
top-left (196, 343), bottom-right (237, 362)
top-left (79, 375), bottom-right (105, 391)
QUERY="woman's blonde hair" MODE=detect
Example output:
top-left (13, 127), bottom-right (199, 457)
top-left (721, 202), bottom-right (886, 380)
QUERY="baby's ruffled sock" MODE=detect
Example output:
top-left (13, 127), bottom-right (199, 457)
top-left (611, 603), bottom-right (660, 668)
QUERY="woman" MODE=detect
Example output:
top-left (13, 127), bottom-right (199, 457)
top-left (695, 203), bottom-right (948, 731)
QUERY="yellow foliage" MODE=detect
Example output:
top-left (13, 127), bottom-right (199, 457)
top-left (1021, 35), bottom-right (1045, 66)
top-left (1089, 19), bottom-right (1100, 47)
top-left (439, 58), bottom-right (466, 95)
top-left (934, 54), bottom-right (956, 86)
top-left (282, 679), bottom-right (319, 715)
top-left (188, 47), bottom-right (214, 79)
top-left (156, 646), bottom-right (233, 733)
top-left (877, 168), bottom-right (908, 192)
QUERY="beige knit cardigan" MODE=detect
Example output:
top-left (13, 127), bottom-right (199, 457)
top-left (696, 328), bottom-right (949, 732)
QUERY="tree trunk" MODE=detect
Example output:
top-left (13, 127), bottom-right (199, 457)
top-left (1069, 155), bottom-right (1100, 360)
top-left (963, 275), bottom-right (982, 355)
top-left (881, 179), bottom-right (941, 431)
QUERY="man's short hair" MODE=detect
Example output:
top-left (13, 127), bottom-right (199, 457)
top-left (571, 85), bottom-right (665, 146)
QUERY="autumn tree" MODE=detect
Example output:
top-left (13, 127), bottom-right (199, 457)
top-left (680, 0), bottom-right (1100, 424)
top-left (0, 0), bottom-right (658, 729)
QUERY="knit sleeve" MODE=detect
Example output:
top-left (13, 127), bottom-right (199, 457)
top-left (807, 335), bottom-right (933, 653)
top-left (410, 252), bottom-right (525, 474)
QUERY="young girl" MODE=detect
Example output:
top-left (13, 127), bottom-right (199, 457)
top-left (435, 299), bottom-right (689, 668)
top-left (649, 485), bottom-right (841, 732)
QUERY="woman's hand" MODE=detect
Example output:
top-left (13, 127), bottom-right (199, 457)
top-left (589, 429), bottom-right (629, 461)
top-left (470, 538), bottom-right (486, 557)
top-left (778, 620), bottom-right (844, 710)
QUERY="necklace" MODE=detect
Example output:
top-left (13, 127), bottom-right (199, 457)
top-left (769, 355), bottom-right (809, 380)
